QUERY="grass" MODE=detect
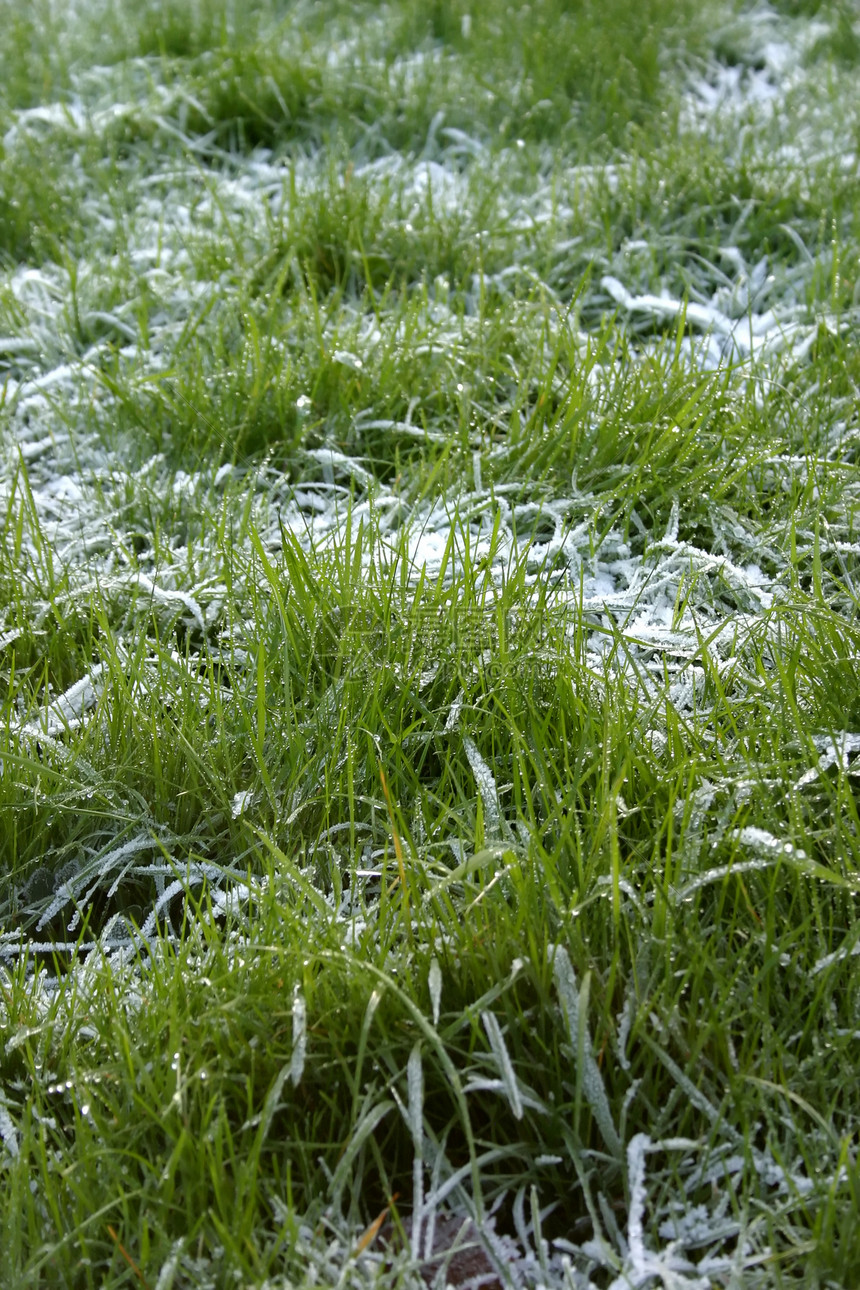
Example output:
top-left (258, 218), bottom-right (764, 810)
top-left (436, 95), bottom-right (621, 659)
top-left (1, 0), bottom-right (860, 1286)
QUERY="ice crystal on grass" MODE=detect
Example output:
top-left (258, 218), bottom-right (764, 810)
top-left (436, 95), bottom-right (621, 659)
top-left (20, 665), bottom-right (105, 737)
top-left (551, 945), bottom-right (622, 1161)
top-left (291, 985), bottom-right (307, 1086)
top-left (0, 1092), bottom-right (20, 1160)
top-left (463, 737), bottom-right (505, 843)
top-left (481, 1012), bottom-right (524, 1121)
top-left (428, 956), bottom-right (442, 1025)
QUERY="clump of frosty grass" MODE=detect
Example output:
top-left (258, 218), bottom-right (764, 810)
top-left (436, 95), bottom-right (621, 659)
top-left (1, 0), bottom-right (860, 1285)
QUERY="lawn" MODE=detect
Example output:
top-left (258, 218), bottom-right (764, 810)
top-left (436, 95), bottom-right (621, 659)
top-left (1, 0), bottom-right (859, 1285)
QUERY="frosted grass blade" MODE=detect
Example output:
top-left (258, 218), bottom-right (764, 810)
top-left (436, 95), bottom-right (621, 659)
top-left (552, 945), bottom-right (622, 1160)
